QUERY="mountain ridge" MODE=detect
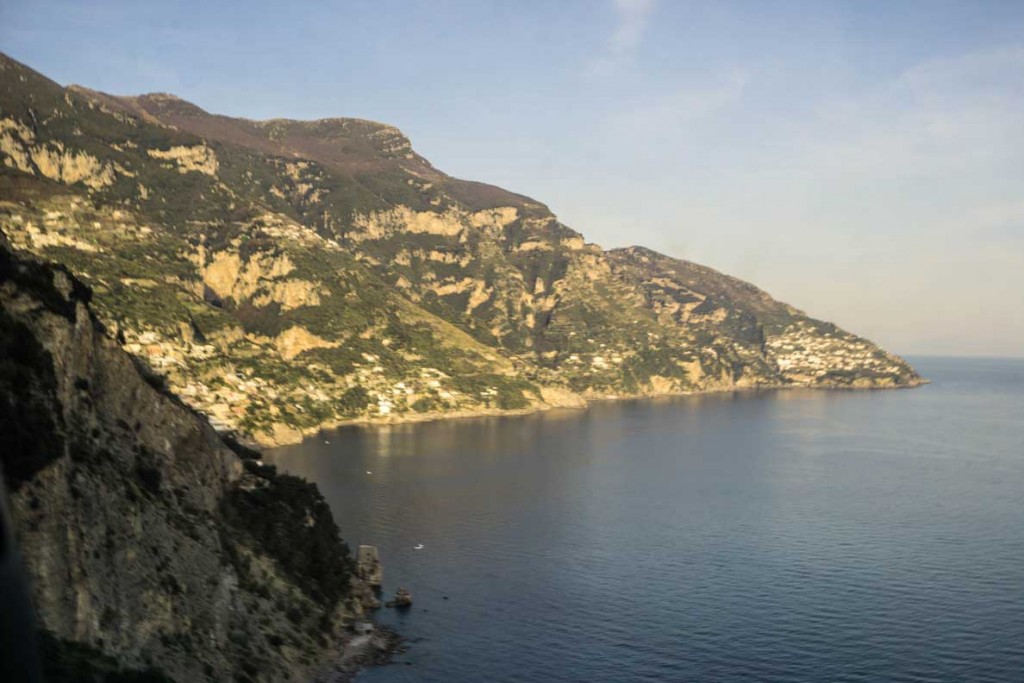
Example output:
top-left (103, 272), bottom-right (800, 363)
top-left (0, 51), bottom-right (923, 448)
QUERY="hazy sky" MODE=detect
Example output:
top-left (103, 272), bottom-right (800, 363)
top-left (2, 0), bottom-right (1023, 357)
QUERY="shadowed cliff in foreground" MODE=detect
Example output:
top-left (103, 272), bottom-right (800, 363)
top-left (0, 238), bottom-right (376, 681)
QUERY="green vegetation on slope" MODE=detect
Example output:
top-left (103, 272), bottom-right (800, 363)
top-left (0, 50), bottom-right (921, 446)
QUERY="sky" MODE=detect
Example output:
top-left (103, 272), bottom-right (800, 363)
top-left (2, 0), bottom-right (1023, 357)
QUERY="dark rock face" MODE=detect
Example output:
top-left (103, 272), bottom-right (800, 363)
top-left (0, 242), bottom-right (368, 681)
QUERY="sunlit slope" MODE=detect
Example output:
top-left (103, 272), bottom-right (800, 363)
top-left (0, 51), bottom-right (921, 444)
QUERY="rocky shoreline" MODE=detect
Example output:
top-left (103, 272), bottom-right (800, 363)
top-left (311, 545), bottom-right (407, 681)
top-left (314, 625), bottom-right (404, 683)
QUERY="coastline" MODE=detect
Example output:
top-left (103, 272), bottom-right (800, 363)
top-left (314, 625), bottom-right (404, 683)
top-left (253, 376), bottom-right (929, 449)
top-left (263, 357), bottom-right (1021, 683)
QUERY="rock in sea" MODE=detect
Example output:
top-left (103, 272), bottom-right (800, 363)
top-left (386, 587), bottom-right (413, 608)
top-left (357, 545), bottom-right (383, 587)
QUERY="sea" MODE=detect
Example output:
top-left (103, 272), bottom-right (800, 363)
top-left (267, 357), bottom-right (1024, 682)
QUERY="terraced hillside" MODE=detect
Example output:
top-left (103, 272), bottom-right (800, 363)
top-left (0, 52), bottom-right (921, 445)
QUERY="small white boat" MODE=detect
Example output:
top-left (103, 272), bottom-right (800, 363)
top-left (414, 544), bottom-right (424, 550)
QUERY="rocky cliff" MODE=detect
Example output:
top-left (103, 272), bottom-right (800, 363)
top-left (0, 52), bottom-right (922, 447)
top-left (0, 238), bottom-right (375, 680)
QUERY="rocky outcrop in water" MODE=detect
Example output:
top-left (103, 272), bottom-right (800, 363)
top-left (356, 545), bottom-right (383, 588)
top-left (386, 588), bottom-right (413, 609)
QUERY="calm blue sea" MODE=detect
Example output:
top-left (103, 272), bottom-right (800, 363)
top-left (268, 357), bottom-right (1024, 682)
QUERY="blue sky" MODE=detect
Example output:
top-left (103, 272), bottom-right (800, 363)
top-left (2, 0), bottom-right (1023, 356)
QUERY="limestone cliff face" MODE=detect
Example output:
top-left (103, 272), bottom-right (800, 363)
top-left (0, 241), bottom-right (370, 681)
top-left (0, 51), bottom-right (922, 447)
